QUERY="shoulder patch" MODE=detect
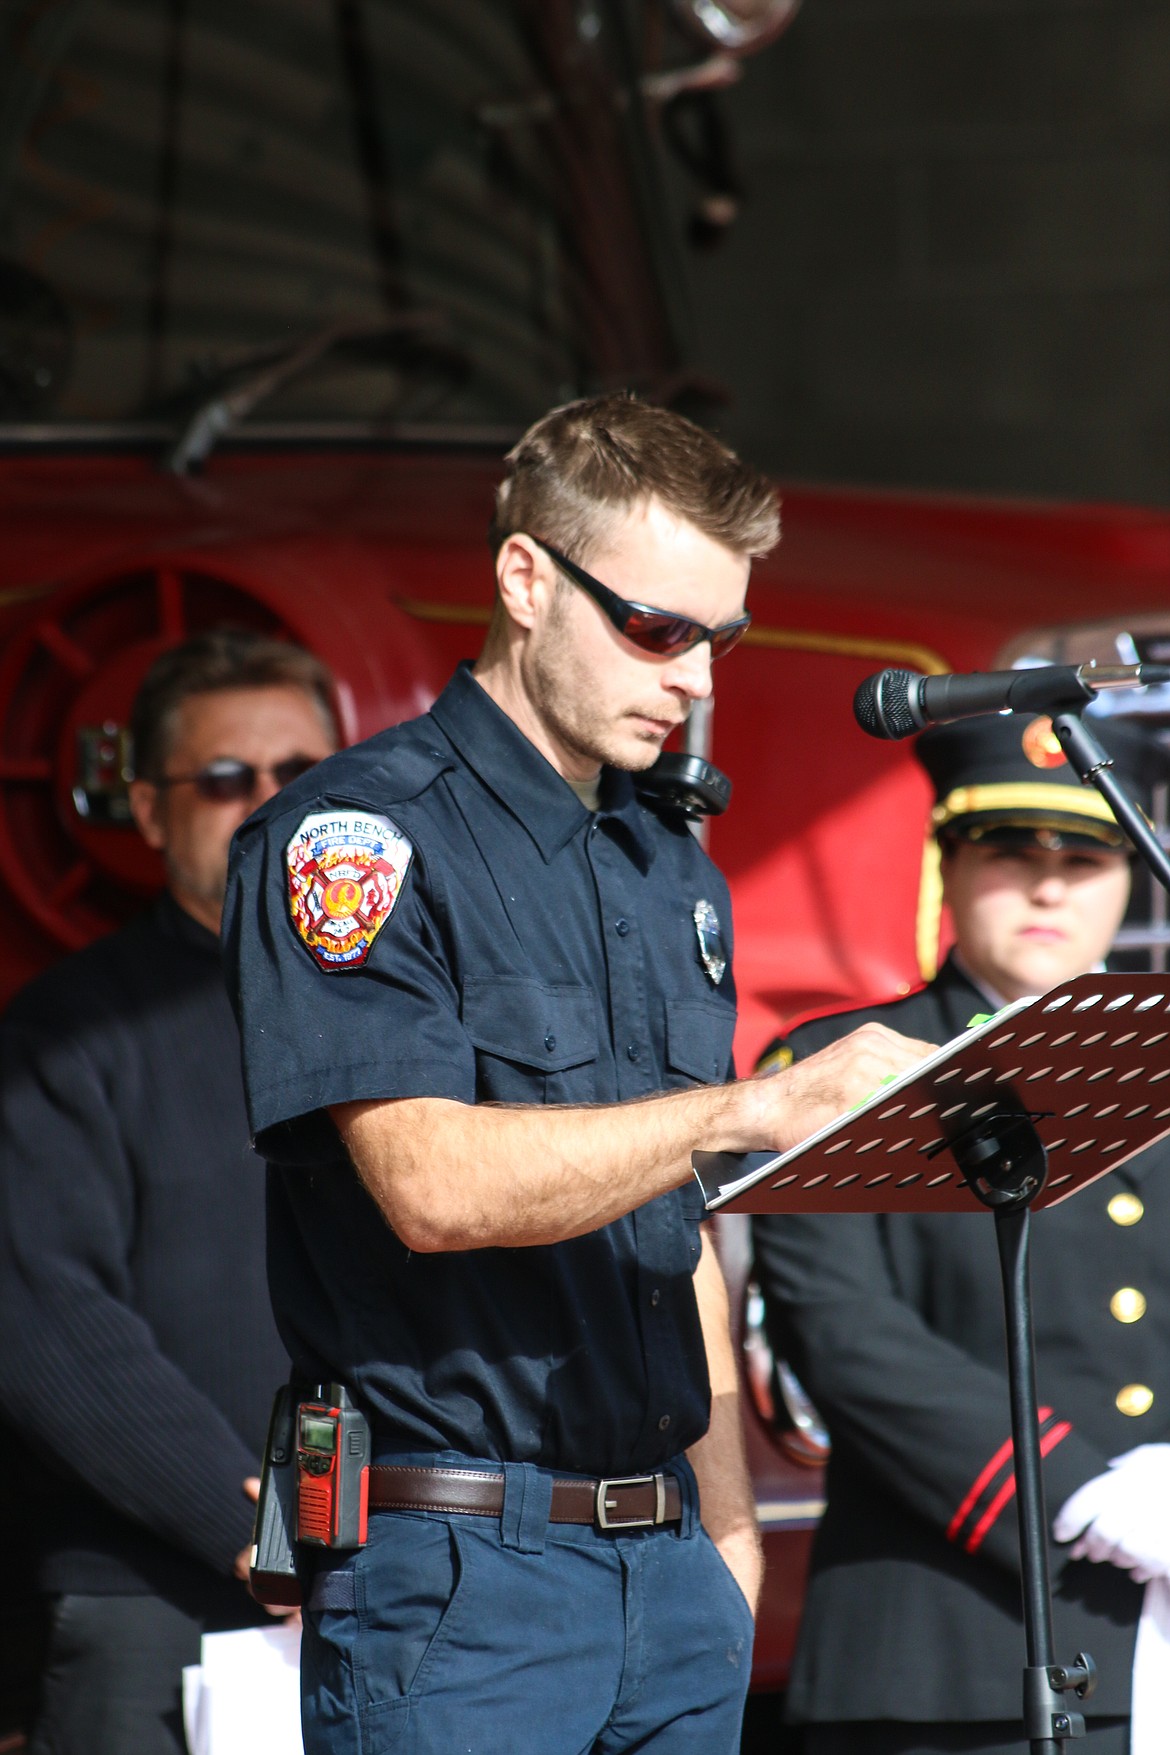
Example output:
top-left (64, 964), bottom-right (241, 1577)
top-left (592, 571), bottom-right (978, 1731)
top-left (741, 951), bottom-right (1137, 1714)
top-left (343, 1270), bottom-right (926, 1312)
top-left (286, 810), bottom-right (413, 971)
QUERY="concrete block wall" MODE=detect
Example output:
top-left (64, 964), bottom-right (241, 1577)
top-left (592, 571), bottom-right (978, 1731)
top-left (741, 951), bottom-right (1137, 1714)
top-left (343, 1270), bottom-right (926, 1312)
top-left (687, 0), bottom-right (1170, 504)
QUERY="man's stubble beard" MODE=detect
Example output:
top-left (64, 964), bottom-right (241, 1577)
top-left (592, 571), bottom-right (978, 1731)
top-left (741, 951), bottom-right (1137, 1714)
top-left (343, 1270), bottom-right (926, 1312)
top-left (525, 597), bottom-right (686, 775)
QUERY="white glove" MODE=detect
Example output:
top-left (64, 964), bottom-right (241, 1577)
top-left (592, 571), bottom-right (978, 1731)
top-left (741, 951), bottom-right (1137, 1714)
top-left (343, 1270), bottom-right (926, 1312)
top-left (1053, 1445), bottom-right (1170, 1583)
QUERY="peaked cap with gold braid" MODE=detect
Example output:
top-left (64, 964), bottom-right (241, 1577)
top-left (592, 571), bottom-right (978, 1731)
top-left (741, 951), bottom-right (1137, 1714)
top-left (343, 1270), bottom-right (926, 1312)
top-left (915, 712), bottom-right (1165, 852)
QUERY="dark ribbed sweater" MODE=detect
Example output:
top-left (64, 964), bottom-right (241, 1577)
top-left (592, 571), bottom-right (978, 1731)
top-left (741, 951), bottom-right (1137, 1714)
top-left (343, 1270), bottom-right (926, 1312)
top-left (0, 894), bottom-right (288, 1608)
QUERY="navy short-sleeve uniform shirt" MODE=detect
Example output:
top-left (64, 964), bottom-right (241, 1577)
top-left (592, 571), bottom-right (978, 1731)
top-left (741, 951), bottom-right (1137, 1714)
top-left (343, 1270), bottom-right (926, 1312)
top-left (223, 664), bottom-right (737, 1475)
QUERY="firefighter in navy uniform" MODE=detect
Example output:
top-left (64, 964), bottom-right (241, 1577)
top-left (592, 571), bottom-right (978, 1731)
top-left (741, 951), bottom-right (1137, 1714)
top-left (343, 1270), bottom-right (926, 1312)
top-left (753, 709), bottom-right (1170, 1755)
top-left (222, 394), bottom-right (931, 1755)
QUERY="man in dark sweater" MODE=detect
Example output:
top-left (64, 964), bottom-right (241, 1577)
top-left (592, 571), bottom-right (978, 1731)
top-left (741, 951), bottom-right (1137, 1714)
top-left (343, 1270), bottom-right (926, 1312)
top-left (753, 710), bottom-right (1170, 1755)
top-left (0, 630), bottom-right (338, 1755)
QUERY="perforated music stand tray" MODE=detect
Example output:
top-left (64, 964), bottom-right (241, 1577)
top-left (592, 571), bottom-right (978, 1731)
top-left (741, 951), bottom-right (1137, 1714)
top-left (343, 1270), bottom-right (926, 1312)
top-left (694, 972), bottom-right (1170, 1216)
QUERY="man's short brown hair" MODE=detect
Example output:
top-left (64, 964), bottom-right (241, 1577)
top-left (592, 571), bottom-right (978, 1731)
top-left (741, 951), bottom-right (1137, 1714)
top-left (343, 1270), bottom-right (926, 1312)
top-left (131, 628), bottom-right (339, 780)
top-left (489, 392), bottom-right (780, 566)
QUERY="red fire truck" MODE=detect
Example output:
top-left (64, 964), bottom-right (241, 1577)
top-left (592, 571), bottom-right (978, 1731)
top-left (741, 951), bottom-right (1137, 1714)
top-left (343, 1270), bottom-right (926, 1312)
top-left (4, 0), bottom-right (1170, 1719)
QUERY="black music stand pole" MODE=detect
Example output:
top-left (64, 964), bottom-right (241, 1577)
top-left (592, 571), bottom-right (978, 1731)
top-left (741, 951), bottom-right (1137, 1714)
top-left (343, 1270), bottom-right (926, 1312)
top-left (947, 1108), bottom-right (1096, 1753)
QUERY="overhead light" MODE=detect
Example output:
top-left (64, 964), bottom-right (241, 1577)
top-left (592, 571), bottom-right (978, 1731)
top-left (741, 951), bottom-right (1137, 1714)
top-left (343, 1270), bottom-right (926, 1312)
top-left (670, 0), bottom-right (802, 57)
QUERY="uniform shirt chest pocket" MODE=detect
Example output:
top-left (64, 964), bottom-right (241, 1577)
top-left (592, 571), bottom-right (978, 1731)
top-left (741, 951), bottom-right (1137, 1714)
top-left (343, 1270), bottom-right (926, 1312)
top-left (462, 978), bottom-right (599, 1104)
top-left (665, 998), bottom-right (737, 1088)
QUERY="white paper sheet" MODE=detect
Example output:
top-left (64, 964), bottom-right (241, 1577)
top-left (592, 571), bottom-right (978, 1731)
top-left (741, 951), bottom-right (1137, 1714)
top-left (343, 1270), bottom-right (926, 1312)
top-left (182, 1622), bottom-right (303, 1755)
top-left (1132, 1575), bottom-right (1170, 1755)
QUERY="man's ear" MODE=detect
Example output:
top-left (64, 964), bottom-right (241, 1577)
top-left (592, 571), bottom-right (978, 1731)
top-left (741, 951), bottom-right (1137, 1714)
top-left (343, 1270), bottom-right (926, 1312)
top-left (127, 779), bottom-right (167, 852)
top-left (494, 535), bottom-right (553, 634)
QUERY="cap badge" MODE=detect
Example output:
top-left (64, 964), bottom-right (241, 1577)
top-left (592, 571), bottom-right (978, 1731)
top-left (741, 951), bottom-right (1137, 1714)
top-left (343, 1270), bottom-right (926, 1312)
top-left (1022, 715), bottom-right (1067, 770)
top-left (286, 809), bottom-right (413, 971)
top-left (693, 899), bottom-right (726, 986)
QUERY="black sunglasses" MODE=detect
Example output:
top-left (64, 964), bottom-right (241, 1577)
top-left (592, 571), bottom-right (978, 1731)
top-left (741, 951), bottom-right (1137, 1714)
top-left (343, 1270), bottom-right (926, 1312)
top-left (153, 755), bottom-right (319, 803)
top-left (530, 537), bottom-right (751, 660)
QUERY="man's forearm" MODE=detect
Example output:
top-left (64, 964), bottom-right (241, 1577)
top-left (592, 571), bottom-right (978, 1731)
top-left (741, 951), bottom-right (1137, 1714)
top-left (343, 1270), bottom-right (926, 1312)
top-left (334, 1082), bottom-right (743, 1252)
top-left (332, 1019), bottom-right (931, 1253)
top-left (688, 1230), bottom-right (762, 1614)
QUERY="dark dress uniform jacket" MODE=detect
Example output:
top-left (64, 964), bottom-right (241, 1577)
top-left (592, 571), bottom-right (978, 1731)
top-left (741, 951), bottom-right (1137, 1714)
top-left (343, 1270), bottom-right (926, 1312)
top-left (753, 954), bottom-right (1168, 1724)
top-left (223, 663), bottom-right (738, 1475)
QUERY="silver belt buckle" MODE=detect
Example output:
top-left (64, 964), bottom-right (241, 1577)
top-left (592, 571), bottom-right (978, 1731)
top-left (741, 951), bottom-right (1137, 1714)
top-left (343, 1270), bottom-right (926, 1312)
top-left (595, 1472), bottom-right (667, 1530)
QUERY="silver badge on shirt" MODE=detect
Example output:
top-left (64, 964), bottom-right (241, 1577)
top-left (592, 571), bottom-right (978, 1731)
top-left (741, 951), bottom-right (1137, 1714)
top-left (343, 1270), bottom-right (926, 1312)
top-left (693, 899), bottom-right (726, 986)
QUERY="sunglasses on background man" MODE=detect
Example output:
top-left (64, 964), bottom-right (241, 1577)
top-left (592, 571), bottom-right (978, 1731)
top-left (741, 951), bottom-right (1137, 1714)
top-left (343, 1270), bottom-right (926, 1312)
top-left (151, 755), bottom-right (320, 803)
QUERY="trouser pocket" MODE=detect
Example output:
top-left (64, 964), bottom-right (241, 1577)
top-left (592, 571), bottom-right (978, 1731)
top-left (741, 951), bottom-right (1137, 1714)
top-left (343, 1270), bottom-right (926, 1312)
top-left (303, 1514), bottom-right (467, 1755)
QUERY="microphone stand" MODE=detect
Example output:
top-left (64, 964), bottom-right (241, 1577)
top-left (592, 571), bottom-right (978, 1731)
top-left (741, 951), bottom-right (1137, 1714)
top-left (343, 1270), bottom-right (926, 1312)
top-left (1051, 710), bottom-right (1170, 899)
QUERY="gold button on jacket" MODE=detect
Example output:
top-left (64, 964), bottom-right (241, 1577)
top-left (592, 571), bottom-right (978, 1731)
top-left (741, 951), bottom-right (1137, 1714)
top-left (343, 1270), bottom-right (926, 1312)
top-left (1110, 1287), bottom-right (1147, 1323)
top-left (1108, 1192), bottom-right (1144, 1226)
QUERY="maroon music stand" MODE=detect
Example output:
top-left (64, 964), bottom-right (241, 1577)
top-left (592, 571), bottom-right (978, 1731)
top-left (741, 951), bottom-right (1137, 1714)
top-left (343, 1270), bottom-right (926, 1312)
top-left (696, 973), bottom-right (1170, 1753)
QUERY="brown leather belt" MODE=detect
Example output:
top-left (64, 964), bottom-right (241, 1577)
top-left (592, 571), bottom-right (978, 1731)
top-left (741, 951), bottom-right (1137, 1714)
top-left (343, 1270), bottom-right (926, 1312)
top-left (368, 1464), bottom-right (681, 1531)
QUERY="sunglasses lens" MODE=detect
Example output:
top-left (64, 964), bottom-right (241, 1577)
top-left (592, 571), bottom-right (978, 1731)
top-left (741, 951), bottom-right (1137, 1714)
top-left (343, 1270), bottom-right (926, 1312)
top-left (622, 611), bottom-right (751, 659)
top-left (622, 609), bottom-right (702, 657)
top-left (273, 756), bottom-right (318, 787)
top-left (194, 763), bottom-right (255, 802)
top-left (187, 755), bottom-right (317, 801)
top-left (710, 618), bottom-right (751, 660)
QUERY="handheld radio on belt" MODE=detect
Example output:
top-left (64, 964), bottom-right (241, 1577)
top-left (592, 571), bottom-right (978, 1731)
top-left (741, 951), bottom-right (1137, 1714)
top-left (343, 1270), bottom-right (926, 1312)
top-left (249, 1381), bottom-right (371, 1607)
top-left (295, 1383), bottom-right (371, 1548)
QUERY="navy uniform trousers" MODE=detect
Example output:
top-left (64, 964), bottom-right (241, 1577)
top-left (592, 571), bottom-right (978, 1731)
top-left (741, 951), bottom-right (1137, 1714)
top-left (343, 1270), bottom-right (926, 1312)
top-left (299, 1455), bottom-right (753, 1755)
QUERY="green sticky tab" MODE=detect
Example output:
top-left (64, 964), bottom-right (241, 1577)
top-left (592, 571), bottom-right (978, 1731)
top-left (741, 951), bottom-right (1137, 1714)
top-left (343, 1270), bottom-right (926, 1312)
top-left (848, 1072), bottom-right (898, 1114)
top-left (967, 1012), bottom-right (994, 1028)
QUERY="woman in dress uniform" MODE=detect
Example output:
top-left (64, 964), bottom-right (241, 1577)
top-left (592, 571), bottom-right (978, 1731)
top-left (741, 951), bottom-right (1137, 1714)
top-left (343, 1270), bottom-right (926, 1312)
top-left (754, 709), bottom-right (1170, 1755)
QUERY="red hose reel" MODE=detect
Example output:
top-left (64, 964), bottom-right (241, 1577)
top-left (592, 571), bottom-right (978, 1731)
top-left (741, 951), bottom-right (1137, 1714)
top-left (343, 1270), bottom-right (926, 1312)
top-left (0, 551), bottom-right (448, 969)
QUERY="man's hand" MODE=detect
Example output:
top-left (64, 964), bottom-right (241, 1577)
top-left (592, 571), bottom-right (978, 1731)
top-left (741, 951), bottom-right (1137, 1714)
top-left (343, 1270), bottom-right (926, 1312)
top-left (746, 1023), bottom-right (937, 1156)
top-left (711, 1518), bottom-right (764, 1619)
top-left (1054, 1446), bottom-right (1170, 1582)
top-left (235, 1477), bottom-right (301, 1621)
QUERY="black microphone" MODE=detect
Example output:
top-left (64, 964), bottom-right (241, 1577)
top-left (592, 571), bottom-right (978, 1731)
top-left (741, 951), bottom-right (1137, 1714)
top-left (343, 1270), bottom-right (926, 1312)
top-left (853, 663), bottom-right (1170, 741)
